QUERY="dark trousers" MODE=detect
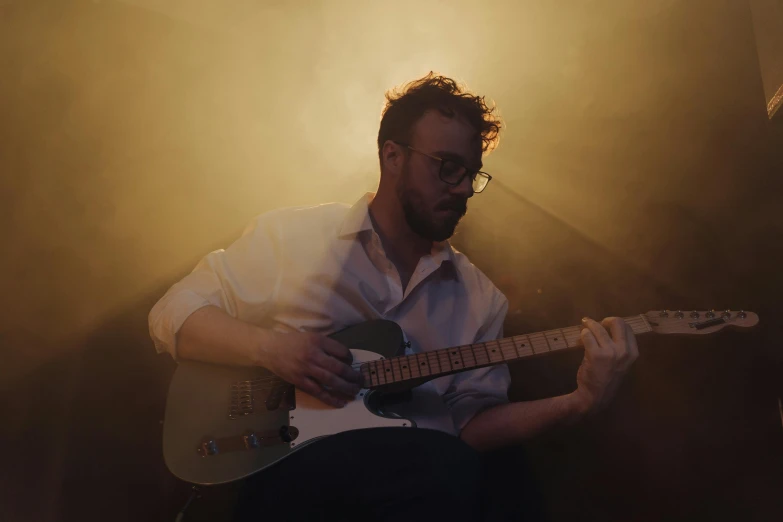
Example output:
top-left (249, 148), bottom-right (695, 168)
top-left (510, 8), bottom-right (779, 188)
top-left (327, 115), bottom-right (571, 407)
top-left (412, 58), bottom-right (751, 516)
top-left (231, 427), bottom-right (485, 522)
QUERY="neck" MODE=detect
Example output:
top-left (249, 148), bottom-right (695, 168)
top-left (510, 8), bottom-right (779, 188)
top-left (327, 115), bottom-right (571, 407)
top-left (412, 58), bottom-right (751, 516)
top-left (368, 190), bottom-right (431, 270)
top-left (360, 314), bottom-right (654, 389)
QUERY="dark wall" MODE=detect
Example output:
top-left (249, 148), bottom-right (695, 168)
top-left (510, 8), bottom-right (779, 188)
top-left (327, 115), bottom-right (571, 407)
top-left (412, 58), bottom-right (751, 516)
top-left (1, 1), bottom-right (782, 521)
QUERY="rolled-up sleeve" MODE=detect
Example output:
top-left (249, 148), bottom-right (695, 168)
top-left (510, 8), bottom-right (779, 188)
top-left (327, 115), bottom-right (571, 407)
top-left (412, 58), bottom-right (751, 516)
top-left (443, 292), bottom-right (511, 432)
top-left (148, 212), bottom-right (283, 359)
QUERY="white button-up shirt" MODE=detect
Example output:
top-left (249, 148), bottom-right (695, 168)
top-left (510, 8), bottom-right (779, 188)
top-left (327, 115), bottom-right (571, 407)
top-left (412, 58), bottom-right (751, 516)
top-left (149, 193), bottom-right (511, 435)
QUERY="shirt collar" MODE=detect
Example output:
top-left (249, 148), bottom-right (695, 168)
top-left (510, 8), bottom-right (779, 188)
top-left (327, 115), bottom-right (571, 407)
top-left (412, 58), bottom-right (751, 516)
top-left (338, 192), bottom-right (375, 237)
top-left (338, 192), bottom-right (460, 281)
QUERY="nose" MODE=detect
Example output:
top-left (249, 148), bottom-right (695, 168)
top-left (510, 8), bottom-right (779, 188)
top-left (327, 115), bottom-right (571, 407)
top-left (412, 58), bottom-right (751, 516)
top-left (450, 173), bottom-right (475, 199)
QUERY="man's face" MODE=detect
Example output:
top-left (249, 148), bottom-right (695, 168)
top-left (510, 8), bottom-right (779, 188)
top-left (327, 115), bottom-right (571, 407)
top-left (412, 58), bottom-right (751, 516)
top-left (396, 110), bottom-right (482, 242)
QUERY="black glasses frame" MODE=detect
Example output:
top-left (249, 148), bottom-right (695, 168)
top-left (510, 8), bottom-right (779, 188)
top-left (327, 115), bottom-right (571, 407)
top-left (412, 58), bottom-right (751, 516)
top-left (392, 141), bottom-right (492, 193)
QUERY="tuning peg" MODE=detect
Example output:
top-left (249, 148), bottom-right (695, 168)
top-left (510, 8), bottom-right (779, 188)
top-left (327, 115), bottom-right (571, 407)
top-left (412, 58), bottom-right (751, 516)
top-left (690, 311), bottom-right (700, 319)
top-left (659, 310), bottom-right (669, 318)
top-left (706, 310), bottom-right (716, 319)
top-left (721, 310), bottom-right (731, 318)
top-left (674, 310), bottom-right (684, 319)
top-left (738, 310), bottom-right (747, 319)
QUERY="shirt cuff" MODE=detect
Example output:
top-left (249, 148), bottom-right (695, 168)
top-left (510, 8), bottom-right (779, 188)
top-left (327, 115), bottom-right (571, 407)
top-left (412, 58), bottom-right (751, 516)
top-left (444, 364), bottom-right (511, 432)
top-left (449, 392), bottom-right (510, 433)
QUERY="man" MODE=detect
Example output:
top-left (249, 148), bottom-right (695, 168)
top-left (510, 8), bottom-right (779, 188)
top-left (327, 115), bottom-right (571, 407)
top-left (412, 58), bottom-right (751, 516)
top-left (149, 73), bottom-right (638, 521)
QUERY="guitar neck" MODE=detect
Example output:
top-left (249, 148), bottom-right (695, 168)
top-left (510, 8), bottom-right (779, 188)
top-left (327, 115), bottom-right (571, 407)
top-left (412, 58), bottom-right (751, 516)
top-left (360, 315), bottom-right (652, 389)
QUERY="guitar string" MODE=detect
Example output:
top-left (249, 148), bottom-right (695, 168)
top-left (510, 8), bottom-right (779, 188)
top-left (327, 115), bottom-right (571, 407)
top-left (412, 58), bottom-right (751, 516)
top-left (235, 318), bottom-right (651, 390)
top-left (231, 316), bottom-right (651, 391)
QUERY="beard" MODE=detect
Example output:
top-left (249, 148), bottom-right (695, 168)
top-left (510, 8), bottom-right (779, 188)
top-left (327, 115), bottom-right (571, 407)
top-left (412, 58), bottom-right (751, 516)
top-left (396, 161), bottom-right (467, 242)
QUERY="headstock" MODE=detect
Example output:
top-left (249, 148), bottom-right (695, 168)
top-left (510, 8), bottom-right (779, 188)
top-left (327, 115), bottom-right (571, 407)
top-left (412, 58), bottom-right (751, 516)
top-left (644, 310), bottom-right (759, 335)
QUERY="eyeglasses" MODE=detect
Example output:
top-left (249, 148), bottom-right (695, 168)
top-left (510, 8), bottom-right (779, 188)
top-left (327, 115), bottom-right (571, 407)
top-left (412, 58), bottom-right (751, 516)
top-left (393, 141), bottom-right (492, 193)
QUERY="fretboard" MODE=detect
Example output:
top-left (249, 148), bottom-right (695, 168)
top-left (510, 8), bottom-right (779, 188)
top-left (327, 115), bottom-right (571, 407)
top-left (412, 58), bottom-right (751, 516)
top-left (360, 314), bottom-right (652, 389)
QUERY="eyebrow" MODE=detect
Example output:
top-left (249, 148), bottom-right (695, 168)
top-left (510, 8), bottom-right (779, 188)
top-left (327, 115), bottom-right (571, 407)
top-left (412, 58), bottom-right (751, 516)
top-left (434, 150), bottom-right (483, 171)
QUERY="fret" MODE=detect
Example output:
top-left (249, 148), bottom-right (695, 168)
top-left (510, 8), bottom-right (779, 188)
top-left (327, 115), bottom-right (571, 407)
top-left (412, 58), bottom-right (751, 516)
top-left (426, 351), bottom-right (442, 375)
top-left (380, 359), bottom-right (394, 384)
top-left (528, 333), bottom-right (550, 354)
top-left (498, 339), bottom-right (517, 361)
top-left (495, 340), bottom-right (509, 361)
top-left (390, 357), bottom-right (403, 383)
top-left (562, 327), bottom-right (582, 348)
top-left (458, 345), bottom-right (477, 368)
top-left (409, 354), bottom-right (418, 377)
top-left (486, 341), bottom-right (504, 363)
top-left (361, 364), bottom-right (373, 387)
top-left (512, 335), bottom-right (534, 358)
top-left (630, 314), bottom-right (652, 334)
top-left (447, 347), bottom-right (465, 371)
top-left (372, 360), bottom-right (385, 385)
top-left (365, 360), bottom-right (373, 386)
top-left (545, 330), bottom-right (569, 351)
top-left (437, 349), bottom-right (453, 374)
top-left (472, 343), bottom-right (490, 365)
top-left (416, 353), bottom-right (431, 377)
top-left (399, 355), bottom-right (412, 380)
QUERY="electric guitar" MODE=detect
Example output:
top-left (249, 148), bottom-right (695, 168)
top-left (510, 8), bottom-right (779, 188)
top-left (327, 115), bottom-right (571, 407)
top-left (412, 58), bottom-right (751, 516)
top-left (162, 309), bottom-right (758, 485)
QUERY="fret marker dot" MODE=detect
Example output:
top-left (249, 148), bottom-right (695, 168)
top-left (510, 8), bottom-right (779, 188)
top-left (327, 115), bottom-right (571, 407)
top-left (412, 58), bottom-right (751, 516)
top-left (371, 371), bottom-right (376, 375)
top-left (492, 349), bottom-right (496, 352)
top-left (421, 362), bottom-right (426, 366)
top-left (454, 360), bottom-right (460, 364)
top-left (403, 365), bottom-right (407, 369)
top-left (554, 338), bottom-right (558, 341)
top-left (386, 369), bottom-right (390, 372)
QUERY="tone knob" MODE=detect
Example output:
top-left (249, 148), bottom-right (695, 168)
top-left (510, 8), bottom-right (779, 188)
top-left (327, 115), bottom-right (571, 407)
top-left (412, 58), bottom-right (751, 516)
top-left (690, 311), bottom-right (700, 319)
top-left (659, 310), bottom-right (669, 318)
top-left (722, 310), bottom-right (731, 318)
top-left (738, 310), bottom-right (747, 319)
top-left (705, 310), bottom-right (716, 319)
top-left (279, 425), bottom-right (295, 443)
top-left (674, 310), bottom-right (684, 319)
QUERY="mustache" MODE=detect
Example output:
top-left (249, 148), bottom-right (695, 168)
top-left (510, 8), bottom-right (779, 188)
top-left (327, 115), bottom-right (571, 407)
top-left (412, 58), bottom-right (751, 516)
top-left (437, 200), bottom-right (468, 215)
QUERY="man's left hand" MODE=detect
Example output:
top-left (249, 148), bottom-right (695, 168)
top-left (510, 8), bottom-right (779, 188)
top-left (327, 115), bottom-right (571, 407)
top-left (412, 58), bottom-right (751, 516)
top-left (573, 316), bottom-right (639, 415)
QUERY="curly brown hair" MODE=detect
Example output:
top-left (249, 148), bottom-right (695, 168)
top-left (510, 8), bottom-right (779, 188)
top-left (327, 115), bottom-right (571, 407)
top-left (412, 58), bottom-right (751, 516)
top-left (377, 72), bottom-right (502, 165)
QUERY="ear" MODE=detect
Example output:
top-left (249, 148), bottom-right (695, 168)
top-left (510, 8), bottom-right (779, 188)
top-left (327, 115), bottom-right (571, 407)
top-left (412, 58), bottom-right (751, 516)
top-left (380, 140), bottom-right (405, 176)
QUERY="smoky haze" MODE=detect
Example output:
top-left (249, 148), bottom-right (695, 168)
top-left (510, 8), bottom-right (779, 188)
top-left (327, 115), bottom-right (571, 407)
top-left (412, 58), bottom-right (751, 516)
top-left (2, 1), bottom-right (783, 521)
top-left (1, 0), bottom-right (781, 384)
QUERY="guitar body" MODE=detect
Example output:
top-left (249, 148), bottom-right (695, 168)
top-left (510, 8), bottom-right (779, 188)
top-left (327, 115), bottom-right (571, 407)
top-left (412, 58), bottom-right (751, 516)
top-left (163, 320), bottom-right (412, 485)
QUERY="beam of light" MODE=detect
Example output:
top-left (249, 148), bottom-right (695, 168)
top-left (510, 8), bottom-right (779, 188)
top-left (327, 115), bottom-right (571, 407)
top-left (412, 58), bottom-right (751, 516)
top-left (2, 0), bottom-right (770, 387)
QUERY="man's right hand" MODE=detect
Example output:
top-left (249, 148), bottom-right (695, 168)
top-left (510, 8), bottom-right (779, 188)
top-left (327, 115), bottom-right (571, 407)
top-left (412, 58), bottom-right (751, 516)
top-left (259, 331), bottom-right (364, 408)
